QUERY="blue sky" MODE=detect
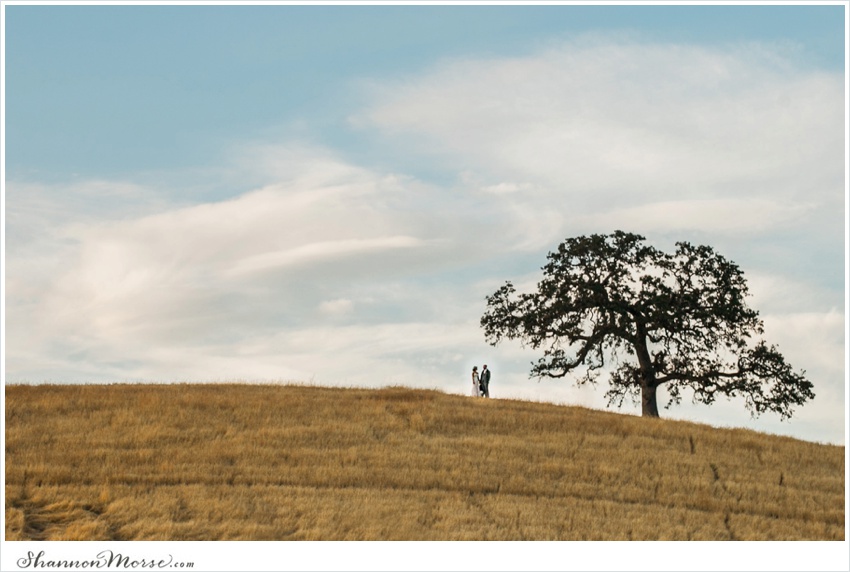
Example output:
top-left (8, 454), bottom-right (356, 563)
top-left (3, 2), bottom-right (847, 453)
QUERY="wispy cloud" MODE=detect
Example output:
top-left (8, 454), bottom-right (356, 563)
top-left (578, 198), bottom-right (818, 234)
top-left (227, 236), bottom-right (426, 277)
top-left (355, 38), bottom-right (842, 226)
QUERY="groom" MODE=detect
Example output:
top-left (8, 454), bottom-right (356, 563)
top-left (480, 365), bottom-right (491, 398)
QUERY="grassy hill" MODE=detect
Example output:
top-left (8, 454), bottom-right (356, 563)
top-left (4, 383), bottom-right (845, 541)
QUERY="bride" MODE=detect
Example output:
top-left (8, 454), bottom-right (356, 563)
top-left (471, 366), bottom-right (480, 397)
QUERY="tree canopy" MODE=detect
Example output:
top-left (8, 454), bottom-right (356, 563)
top-left (480, 231), bottom-right (814, 419)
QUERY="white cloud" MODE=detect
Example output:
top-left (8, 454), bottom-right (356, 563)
top-left (578, 198), bottom-right (817, 235)
top-left (355, 38), bottom-right (843, 242)
top-left (319, 298), bottom-right (354, 317)
top-left (480, 181), bottom-right (534, 195)
top-left (760, 310), bottom-right (845, 378)
top-left (4, 148), bottom-right (505, 384)
top-left (746, 271), bottom-right (843, 314)
top-left (228, 236), bottom-right (425, 277)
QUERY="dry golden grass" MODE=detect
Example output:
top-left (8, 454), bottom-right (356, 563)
top-left (4, 383), bottom-right (845, 541)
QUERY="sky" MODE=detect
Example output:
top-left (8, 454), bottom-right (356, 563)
top-left (2, 2), bottom-right (848, 450)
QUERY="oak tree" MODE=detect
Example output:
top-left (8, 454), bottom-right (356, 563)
top-left (481, 231), bottom-right (814, 418)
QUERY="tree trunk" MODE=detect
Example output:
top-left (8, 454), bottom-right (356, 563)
top-left (641, 383), bottom-right (660, 418)
top-left (633, 324), bottom-right (660, 418)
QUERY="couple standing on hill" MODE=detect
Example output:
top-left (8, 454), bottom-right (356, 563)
top-left (471, 365), bottom-right (491, 398)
